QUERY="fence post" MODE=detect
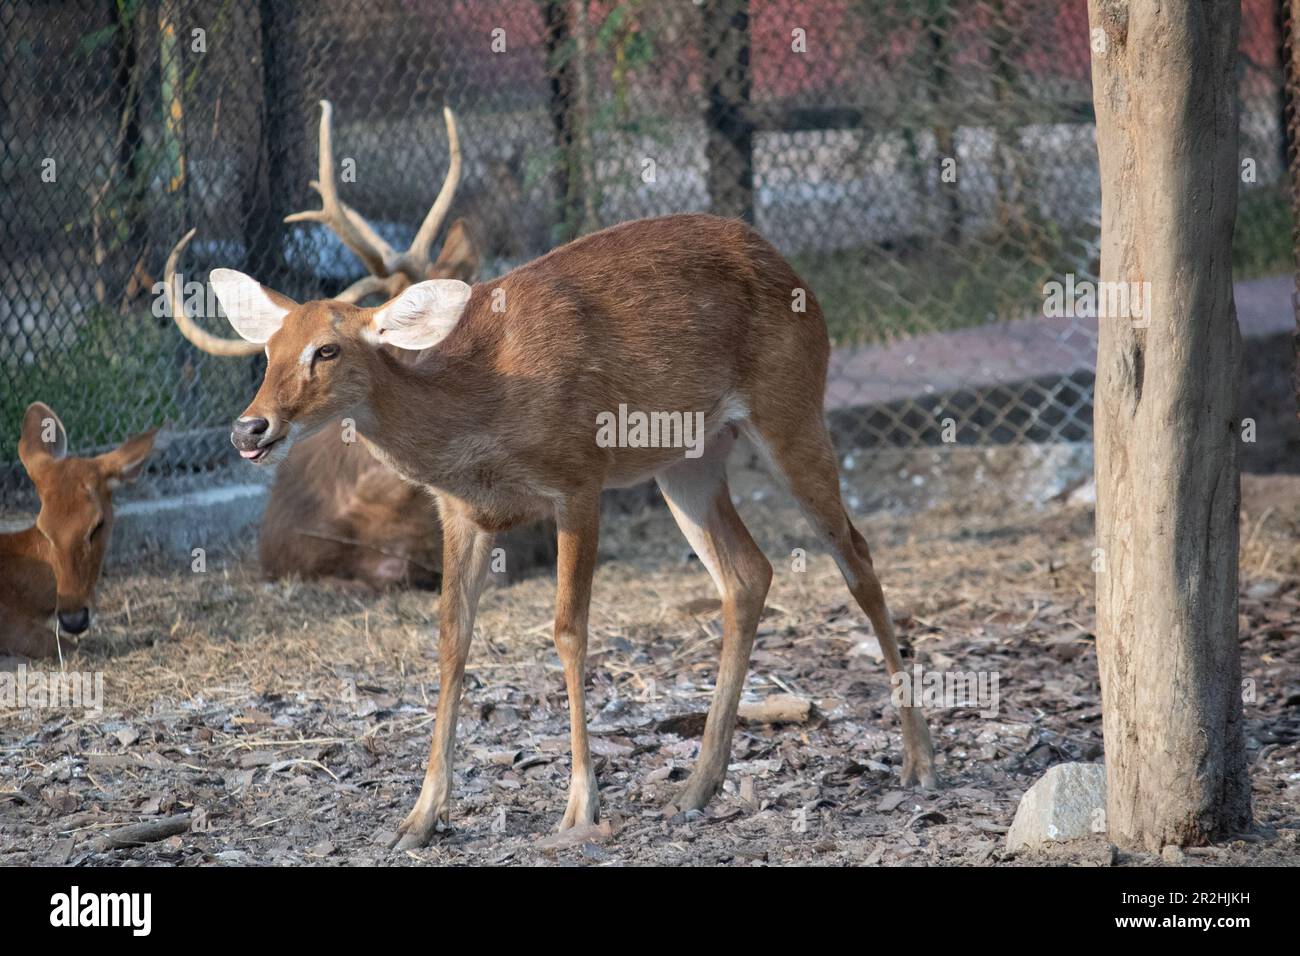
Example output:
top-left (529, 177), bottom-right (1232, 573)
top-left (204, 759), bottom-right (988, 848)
top-left (925, 0), bottom-right (961, 245)
top-left (1282, 0), bottom-right (1300, 417)
top-left (245, 0), bottom-right (304, 284)
top-left (103, 0), bottom-right (147, 303)
top-left (701, 0), bottom-right (753, 222)
top-left (544, 1), bottom-right (596, 243)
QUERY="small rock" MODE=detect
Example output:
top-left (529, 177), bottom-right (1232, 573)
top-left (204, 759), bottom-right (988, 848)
top-left (1005, 762), bottom-right (1106, 852)
top-left (1161, 844), bottom-right (1185, 865)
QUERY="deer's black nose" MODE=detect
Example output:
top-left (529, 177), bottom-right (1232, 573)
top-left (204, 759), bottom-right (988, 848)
top-left (234, 416), bottom-right (269, 436)
top-left (57, 608), bottom-right (90, 634)
top-left (231, 417), bottom-right (270, 451)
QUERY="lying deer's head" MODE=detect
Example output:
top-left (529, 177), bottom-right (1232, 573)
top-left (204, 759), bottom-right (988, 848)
top-left (211, 274), bottom-right (472, 465)
top-left (17, 403), bottom-right (158, 632)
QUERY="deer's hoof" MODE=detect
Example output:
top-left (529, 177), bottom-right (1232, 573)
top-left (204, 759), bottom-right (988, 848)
top-left (558, 773), bottom-right (600, 832)
top-left (390, 806), bottom-right (446, 850)
top-left (901, 755), bottom-right (940, 790)
top-left (668, 774), bottom-right (722, 815)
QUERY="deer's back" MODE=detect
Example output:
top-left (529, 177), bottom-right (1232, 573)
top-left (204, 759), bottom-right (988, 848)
top-left (443, 215), bottom-right (828, 411)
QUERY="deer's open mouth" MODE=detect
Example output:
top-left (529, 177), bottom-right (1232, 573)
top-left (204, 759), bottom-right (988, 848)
top-left (240, 438), bottom-right (281, 463)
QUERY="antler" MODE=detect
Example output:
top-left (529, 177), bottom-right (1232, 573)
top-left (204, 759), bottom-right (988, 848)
top-left (162, 101), bottom-right (464, 357)
top-left (164, 227), bottom-right (261, 357)
top-left (285, 99), bottom-right (462, 304)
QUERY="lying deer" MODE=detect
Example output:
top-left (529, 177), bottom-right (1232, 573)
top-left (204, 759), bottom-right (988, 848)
top-left (0, 403), bottom-right (157, 658)
top-left (207, 212), bottom-right (937, 847)
top-left (164, 101), bottom-right (478, 588)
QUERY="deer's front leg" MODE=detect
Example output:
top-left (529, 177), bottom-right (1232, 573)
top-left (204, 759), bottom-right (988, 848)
top-left (553, 489), bottom-right (601, 831)
top-left (394, 500), bottom-right (494, 850)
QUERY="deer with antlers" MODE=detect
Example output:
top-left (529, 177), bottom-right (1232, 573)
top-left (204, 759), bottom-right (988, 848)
top-left (1, 404), bottom-right (158, 658)
top-left (166, 102), bottom-right (481, 588)
top-left (203, 209), bottom-right (938, 847)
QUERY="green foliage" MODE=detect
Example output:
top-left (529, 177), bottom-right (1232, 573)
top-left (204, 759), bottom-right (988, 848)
top-left (76, 0), bottom-right (145, 55)
top-left (5, 308), bottom-right (187, 455)
top-left (1232, 183), bottom-right (1292, 280)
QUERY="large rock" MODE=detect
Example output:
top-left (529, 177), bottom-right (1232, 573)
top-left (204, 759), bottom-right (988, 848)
top-left (1006, 762), bottom-right (1106, 852)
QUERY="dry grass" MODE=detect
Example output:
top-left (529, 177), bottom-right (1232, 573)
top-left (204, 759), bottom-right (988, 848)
top-left (1, 463), bottom-right (1297, 866)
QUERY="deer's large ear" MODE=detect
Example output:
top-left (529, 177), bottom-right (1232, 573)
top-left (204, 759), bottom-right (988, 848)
top-left (97, 427), bottom-right (159, 489)
top-left (18, 402), bottom-right (68, 473)
top-left (368, 280), bottom-right (472, 350)
top-left (209, 269), bottom-right (295, 344)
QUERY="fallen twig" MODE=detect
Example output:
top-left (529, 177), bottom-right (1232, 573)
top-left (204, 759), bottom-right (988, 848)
top-left (93, 813), bottom-right (191, 851)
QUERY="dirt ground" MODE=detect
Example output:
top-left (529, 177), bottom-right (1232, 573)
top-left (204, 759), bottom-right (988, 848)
top-left (1, 459), bottom-right (1297, 867)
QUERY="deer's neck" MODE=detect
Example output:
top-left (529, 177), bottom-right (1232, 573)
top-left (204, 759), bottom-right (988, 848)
top-left (360, 349), bottom-right (495, 494)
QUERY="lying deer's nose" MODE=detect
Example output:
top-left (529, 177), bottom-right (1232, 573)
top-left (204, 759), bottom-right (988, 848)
top-left (57, 608), bottom-right (90, 634)
top-left (231, 417), bottom-right (270, 450)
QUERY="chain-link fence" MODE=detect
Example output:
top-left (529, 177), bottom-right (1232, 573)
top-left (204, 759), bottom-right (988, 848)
top-left (0, 0), bottom-right (1292, 507)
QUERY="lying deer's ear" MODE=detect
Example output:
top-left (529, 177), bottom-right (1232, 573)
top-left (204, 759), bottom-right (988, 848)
top-left (209, 269), bottom-right (295, 344)
top-left (368, 280), bottom-right (473, 350)
top-left (97, 428), bottom-right (159, 489)
top-left (18, 402), bottom-right (68, 472)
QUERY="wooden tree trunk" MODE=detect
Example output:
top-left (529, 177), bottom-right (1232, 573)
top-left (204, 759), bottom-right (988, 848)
top-left (1088, 0), bottom-right (1251, 851)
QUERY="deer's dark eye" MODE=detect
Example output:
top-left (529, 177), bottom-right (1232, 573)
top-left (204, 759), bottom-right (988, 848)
top-left (315, 343), bottom-right (340, 361)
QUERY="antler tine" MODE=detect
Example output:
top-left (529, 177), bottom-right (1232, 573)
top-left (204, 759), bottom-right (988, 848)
top-left (284, 100), bottom-right (397, 278)
top-left (403, 106), bottom-right (462, 273)
top-left (333, 273), bottom-right (410, 305)
top-left (164, 229), bottom-right (261, 357)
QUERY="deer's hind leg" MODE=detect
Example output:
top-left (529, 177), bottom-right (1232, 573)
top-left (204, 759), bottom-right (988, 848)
top-left (655, 430), bottom-right (772, 811)
top-left (742, 418), bottom-right (937, 788)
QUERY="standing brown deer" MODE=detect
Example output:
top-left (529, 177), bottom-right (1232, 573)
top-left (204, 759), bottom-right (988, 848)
top-left (207, 212), bottom-right (937, 847)
top-left (164, 102), bottom-right (478, 588)
top-left (0, 404), bottom-right (157, 657)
